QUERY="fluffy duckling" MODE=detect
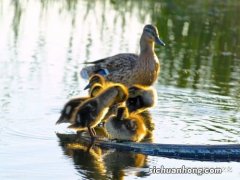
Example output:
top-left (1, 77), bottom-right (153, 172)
top-left (56, 83), bottom-right (103, 124)
top-left (67, 84), bottom-right (128, 140)
top-left (81, 24), bottom-right (165, 87)
top-left (105, 107), bottom-right (153, 142)
top-left (126, 85), bottom-right (157, 113)
top-left (84, 74), bottom-right (106, 92)
top-left (100, 85), bottom-right (156, 125)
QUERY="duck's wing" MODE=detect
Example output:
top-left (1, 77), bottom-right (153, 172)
top-left (80, 53), bottom-right (138, 79)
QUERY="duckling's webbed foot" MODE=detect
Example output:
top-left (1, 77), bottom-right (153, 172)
top-left (86, 140), bottom-right (95, 152)
top-left (87, 126), bottom-right (96, 142)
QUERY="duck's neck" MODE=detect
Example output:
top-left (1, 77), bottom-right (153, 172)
top-left (140, 36), bottom-right (155, 55)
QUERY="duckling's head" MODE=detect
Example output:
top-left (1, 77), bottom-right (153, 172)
top-left (127, 85), bottom-right (157, 112)
top-left (106, 113), bottom-right (147, 142)
top-left (84, 74), bottom-right (106, 90)
top-left (142, 24), bottom-right (165, 46)
top-left (89, 83), bottom-right (103, 97)
top-left (56, 97), bottom-right (88, 124)
top-left (90, 74), bottom-right (105, 85)
top-left (112, 84), bottom-right (129, 103)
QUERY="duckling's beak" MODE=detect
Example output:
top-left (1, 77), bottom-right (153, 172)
top-left (155, 37), bottom-right (165, 46)
top-left (84, 83), bottom-right (90, 90)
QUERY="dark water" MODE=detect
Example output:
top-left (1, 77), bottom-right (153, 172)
top-left (0, 0), bottom-right (240, 179)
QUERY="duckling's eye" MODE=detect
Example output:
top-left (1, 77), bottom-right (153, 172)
top-left (65, 105), bottom-right (71, 115)
top-left (125, 122), bottom-right (131, 130)
top-left (76, 114), bottom-right (81, 123)
top-left (125, 121), bottom-right (136, 132)
top-left (129, 99), bottom-right (135, 104)
top-left (136, 96), bottom-right (142, 107)
top-left (87, 101), bottom-right (97, 112)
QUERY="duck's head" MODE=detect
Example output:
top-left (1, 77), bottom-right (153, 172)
top-left (142, 24), bottom-right (165, 47)
top-left (112, 84), bottom-right (129, 103)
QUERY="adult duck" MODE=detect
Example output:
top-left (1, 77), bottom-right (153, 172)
top-left (80, 24), bottom-right (165, 87)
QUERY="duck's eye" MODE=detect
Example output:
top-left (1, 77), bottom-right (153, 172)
top-left (145, 28), bottom-right (155, 37)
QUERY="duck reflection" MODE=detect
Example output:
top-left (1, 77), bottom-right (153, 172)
top-left (57, 132), bottom-right (108, 179)
top-left (103, 150), bottom-right (150, 179)
top-left (56, 109), bottom-right (154, 179)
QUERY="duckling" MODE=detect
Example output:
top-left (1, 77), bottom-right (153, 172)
top-left (99, 85), bottom-right (156, 125)
top-left (56, 83), bottom-right (103, 124)
top-left (84, 74), bottom-right (106, 92)
top-left (126, 85), bottom-right (157, 113)
top-left (80, 24), bottom-right (165, 87)
top-left (105, 107), bottom-right (153, 142)
top-left (67, 84), bottom-right (128, 140)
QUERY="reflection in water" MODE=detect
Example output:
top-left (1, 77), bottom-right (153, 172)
top-left (57, 131), bottom-right (149, 180)
top-left (158, 0), bottom-right (240, 97)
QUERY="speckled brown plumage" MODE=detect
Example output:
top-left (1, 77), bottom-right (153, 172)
top-left (80, 25), bottom-right (165, 87)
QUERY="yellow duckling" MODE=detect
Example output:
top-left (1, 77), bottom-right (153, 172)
top-left (84, 74), bottom-right (107, 92)
top-left (56, 83), bottom-right (103, 124)
top-left (81, 24), bottom-right (165, 87)
top-left (99, 84), bottom-right (157, 125)
top-left (67, 84), bottom-right (128, 140)
top-left (105, 107), bottom-right (154, 142)
top-left (126, 85), bottom-right (157, 113)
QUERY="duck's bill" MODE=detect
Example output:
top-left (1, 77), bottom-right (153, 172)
top-left (155, 37), bottom-right (165, 46)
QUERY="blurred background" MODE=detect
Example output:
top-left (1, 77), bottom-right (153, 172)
top-left (0, 0), bottom-right (240, 179)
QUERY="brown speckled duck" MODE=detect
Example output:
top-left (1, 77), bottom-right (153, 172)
top-left (80, 24), bottom-right (165, 87)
